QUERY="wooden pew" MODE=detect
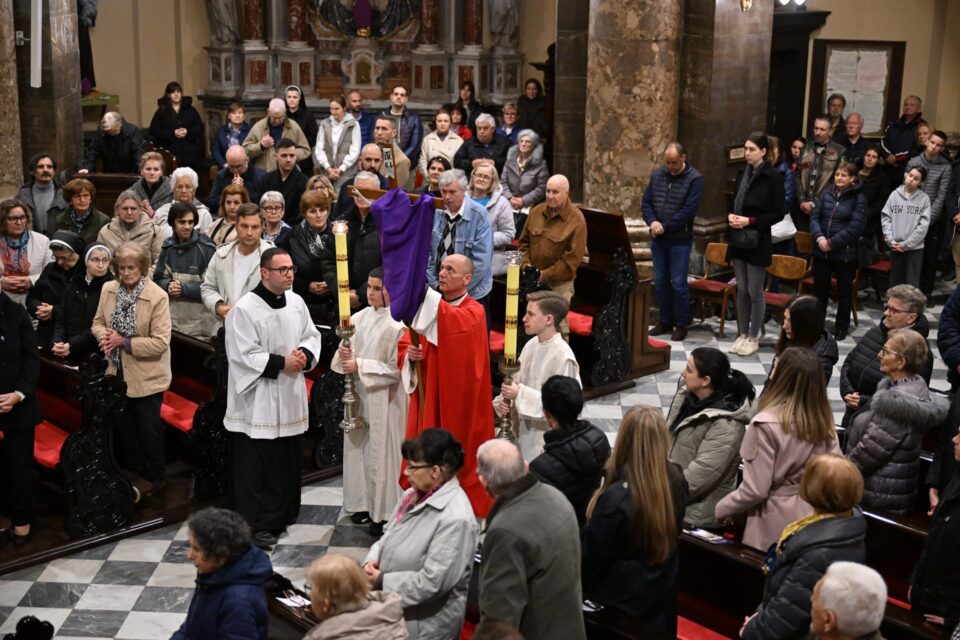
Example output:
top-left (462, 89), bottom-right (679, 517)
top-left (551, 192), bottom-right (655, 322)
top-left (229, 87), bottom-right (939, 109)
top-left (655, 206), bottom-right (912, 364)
top-left (81, 172), bottom-right (139, 214)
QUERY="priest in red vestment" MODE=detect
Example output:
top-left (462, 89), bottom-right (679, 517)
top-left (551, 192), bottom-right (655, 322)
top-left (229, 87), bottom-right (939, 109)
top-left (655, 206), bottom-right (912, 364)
top-left (401, 254), bottom-right (495, 516)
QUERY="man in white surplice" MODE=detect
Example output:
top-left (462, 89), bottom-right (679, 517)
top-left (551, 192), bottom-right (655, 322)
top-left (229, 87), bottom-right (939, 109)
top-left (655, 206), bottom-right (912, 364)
top-left (224, 247), bottom-right (322, 549)
top-left (495, 291), bottom-right (581, 460)
top-left (331, 267), bottom-right (408, 536)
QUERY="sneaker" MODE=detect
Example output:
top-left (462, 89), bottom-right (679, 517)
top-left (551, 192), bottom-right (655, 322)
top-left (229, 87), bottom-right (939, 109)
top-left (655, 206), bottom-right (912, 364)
top-left (650, 322), bottom-right (672, 336)
top-left (671, 326), bottom-right (688, 341)
top-left (739, 337), bottom-right (760, 356)
top-left (729, 336), bottom-right (746, 355)
top-left (253, 530), bottom-right (278, 549)
top-left (349, 511), bottom-right (372, 525)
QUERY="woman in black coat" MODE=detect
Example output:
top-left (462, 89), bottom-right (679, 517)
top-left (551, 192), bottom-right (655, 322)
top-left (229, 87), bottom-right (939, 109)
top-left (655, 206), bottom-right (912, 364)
top-left (0, 267), bottom-right (44, 546)
top-left (149, 81), bottom-right (205, 171)
top-left (740, 454), bottom-right (866, 640)
top-left (51, 243), bottom-right (113, 361)
top-left (26, 230), bottom-right (86, 348)
top-left (529, 375), bottom-right (610, 526)
top-left (770, 295), bottom-right (838, 383)
top-left (727, 132), bottom-right (786, 357)
top-left (284, 85), bottom-right (319, 175)
top-left (285, 191), bottom-right (335, 323)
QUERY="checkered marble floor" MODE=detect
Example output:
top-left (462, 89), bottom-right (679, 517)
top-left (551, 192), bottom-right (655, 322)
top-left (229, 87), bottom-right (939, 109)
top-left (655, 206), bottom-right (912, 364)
top-left (1, 283), bottom-right (953, 638)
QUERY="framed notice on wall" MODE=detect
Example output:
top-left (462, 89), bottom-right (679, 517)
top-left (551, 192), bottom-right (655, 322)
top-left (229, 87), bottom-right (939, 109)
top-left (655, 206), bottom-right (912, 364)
top-left (808, 40), bottom-right (905, 137)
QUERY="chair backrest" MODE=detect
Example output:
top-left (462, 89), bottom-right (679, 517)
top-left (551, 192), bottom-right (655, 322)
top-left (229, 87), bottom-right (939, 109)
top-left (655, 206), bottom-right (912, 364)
top-left (795, 231), bottom-right (813, 259)
top-left (703, 242), bottom-right (730, 276)
top-left (767, 254), bottom-right (808, 281)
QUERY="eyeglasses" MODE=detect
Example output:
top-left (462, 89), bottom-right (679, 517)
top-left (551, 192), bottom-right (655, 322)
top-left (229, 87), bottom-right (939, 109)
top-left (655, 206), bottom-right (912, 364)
top-left (263, 206), bottom-right (284, 212)
top-left (88, 257), bottom-right (110, 264)
top-left (406, 462), bottom-right (435, 471)
top-left (883, 303), bottom-right (912, 315)
top-left (265, 265), bottom-right (297, 275)
top-left (6, 216), bottom-right (27, 223)
top-left (880, 346), bottom-right (904, 358)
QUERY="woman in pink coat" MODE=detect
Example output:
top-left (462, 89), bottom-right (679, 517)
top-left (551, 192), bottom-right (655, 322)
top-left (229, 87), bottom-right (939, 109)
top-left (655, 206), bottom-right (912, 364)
top-left (715, 347), bottom-right (840, 551)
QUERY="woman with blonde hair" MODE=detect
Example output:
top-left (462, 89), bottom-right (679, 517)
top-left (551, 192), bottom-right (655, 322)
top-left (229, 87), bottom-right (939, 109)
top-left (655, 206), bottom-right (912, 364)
top-left (304, 554), bottom-right (406, 640)
top-left (207, 183), bottom-right (249, 246)
top-left (97, 190), bottom-right (164, 268)
top-left (467, 161), bottom-right (515, 275)
top-left (128, 151), bottom-right (173, 217)
top-left (580, 405), bottom-right (688, 635)
top-left (716, 347), bottom-right (841, 551)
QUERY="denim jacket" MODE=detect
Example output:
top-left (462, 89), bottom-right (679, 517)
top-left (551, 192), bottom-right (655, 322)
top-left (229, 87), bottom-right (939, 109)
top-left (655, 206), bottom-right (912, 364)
top-left (427, 197), bottom-right (493, 299)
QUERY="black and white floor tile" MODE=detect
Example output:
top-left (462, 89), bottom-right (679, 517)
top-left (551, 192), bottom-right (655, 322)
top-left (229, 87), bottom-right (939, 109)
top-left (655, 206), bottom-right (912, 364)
top-left (1, 284), bottom-right (953, 637)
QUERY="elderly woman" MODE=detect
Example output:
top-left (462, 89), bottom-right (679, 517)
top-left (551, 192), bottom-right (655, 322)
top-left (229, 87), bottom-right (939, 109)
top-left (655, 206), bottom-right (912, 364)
top-left (740, 455), bottom-right (866, 639)
top-left (207, 183), bottom-right (248, 246)
top-left (304, 554), bottom-right (406, 640)
top-left (467, 162), bottom-right (515, 276)
top-left (845, 328), bottom-right (947, 514)
top-left (363, 429), bottom-right (478, 639)
top-left (497, 103), bottom-right (520, 145)
top-left (153, 167), bottom-right (214, 240)
top-left (288, 190), bottom-right (335, 321)
top-left (501, 129), bottom-right (549, 228)
top-left (419, 156), bottom-right (451, 198)
top-left (153, 202), bottom-right (217, 339)
top-left (418, 108), bottom-right (464, 180)
top-left (314, 95), bottom-right (361, 192)
top-left (0, 260), bottom-right (43, 546)
top-left (26, 230), bottom-right (86, 348)
top-left (260, 191), bottom-right (292, 246)
top-left (667, 347), bottom-right (755, 528)
top-left (172, 507), bottom-right (272, 640)
top-left (1, 198), bottom-right (52, 308)
top-left (213, 102), bottom-right (252, 170)
top-left (55, 178), bottom-right (109, 244)
top-left (92, 241), bottom-right (171, 498)
top-left (128, 151), bottom-right (173, 218)
top-left (97, 190), bottom-right (164, 268)
top-left (51, 243), bottom-right (113, 360)
top-left (716, 348), bottom-right (841, 551)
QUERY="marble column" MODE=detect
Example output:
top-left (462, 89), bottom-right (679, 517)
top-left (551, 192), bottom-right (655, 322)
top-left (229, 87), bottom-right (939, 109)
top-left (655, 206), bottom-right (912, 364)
top-left (243, 0), bottom-right (264, 41)
top-left (241, 0), bottom-right (274, 98)
top-left (551, 0), bottom-right (589, 202)
top-left (0, 0), bottom-right (22, 194)
top-left (463, 0), bottom-right (482, 47)
top-left (582, 0), bottom-right (682, 216)
top-left (11, 0), bottom-right (82, 178)
top-left (417, 0), bottom-right (440, 48)
top-left (412, 0), bottom-right (447, 98)
top-left (277, 0), bottom-right (313, 91)
top-left (288, 0), bottom-right (306, 42)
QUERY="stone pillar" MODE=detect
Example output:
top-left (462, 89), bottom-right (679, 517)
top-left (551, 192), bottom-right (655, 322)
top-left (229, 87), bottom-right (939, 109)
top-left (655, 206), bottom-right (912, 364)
top-left (582, 0), bottom-right (682, 215)
top-left (463, 0), bottom-right (482, 47)
top-left (417, 0), bottom-right (440, 48)
top-left (243, 0), bottom-right (264, 41)
top-left (277, 0), bottom-right (313, 92)
top-left (552, 0), bottom-right (589, 202)
top-left (679, 0), bottom-right (773, 246)
top-left (0, 0), bottom-right (23, 195)
top-left (241, 0), bottom-right (274, 98)
top-left (456, 0), bottom-right (486, 99)
top-left (412, 0), bottom-right (448, 100)
top-left (12, 0), bottom-right (82, 179)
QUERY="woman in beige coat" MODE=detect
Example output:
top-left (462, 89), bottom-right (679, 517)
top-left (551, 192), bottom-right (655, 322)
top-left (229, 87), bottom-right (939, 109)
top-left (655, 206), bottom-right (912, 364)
top-left (97, 190), bottom-right (164, 269)
top-left (93, 241), bottom-right (171, 498)
top-left (715, 347), bottom-right (840, 551)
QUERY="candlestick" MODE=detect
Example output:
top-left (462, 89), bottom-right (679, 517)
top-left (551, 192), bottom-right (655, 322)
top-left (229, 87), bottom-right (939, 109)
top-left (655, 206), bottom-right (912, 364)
top-left (503, 251), bottom-right (521, 363)
top-left (496, 358), bottom-right (520, 441)
top-left (336, 324), bottom-right (367, 432)
top-left (332, 221), bottom-right (351, 327)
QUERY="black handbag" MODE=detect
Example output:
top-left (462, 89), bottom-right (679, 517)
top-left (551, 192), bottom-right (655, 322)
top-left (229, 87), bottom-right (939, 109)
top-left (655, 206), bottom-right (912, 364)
top-left (729, 227), bottom-right (759, 250)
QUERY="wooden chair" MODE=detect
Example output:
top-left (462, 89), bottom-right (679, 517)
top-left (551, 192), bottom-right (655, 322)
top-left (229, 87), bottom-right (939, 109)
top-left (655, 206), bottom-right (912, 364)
top-left (798, 234), bottom-right (861, 326)
top-left (865, 258), bottom-right (892, 301)
top-left (688, 242), bottom-right (736, 338)
top-left (763, 254), bottom-right (808, 327)
top-left (795, 231), bottom-right (813, 272)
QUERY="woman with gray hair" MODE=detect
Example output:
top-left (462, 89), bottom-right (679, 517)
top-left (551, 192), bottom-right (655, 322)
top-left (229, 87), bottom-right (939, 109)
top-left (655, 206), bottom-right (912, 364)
top-left (97, 190), bottom-right (164, 268)
top-left (259, 190), bottom-right (292, 245)
top-left (172, 507), bottom-right (272, 640)
top-left (501, 129), bottom-right (549, 216)
top-left (845, 328), bottom-right (947, 513)
top-left (153, 166), bottom-right (213, 240)
top-left (468, 161), bottom-right (515, 275)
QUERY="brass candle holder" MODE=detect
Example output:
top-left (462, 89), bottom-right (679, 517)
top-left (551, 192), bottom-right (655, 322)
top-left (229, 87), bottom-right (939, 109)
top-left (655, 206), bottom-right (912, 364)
top-left (336, 324), bottom-right (367, 432)
top-left (496, 358), bottom-right (521, 441)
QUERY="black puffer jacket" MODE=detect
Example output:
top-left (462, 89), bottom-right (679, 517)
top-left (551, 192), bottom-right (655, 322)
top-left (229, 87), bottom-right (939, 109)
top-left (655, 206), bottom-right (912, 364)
top-left (846, 375), bottom-right (947, 513)
top-left (285, 221), bottom-right (335, 322)
top-left (912, 470), bottom-right (960, 630)
top-left (769, 330), bottom-right (839, 386)
top-left (149, 96), bottom-right (206, 170)
top-left (529, 420), bottom-right (611, 526)
top-left (742, 510), bottom-right (866, 640)
top-left (51, 271), bottom-right (111, 359)
top-left (839, 315), bottom-right (933, 427)
top-left (26, 260), bottom-right (85, 348)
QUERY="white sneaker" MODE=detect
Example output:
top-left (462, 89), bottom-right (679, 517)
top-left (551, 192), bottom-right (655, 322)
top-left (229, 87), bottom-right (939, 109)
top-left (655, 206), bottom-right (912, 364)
top-left (739, 337), bottom-right (760, 356)
top-left (729, 336), bottom-right (746, 355)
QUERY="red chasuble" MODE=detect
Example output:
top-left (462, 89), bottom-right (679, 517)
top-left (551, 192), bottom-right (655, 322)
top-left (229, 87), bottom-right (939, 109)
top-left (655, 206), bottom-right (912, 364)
top-left (400, 294), bottom-right (495, 517)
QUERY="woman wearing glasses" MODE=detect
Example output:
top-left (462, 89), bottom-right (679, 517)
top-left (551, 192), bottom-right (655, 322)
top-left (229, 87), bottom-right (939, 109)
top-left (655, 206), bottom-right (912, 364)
top-left (1, 199), bottom-right (52, 308)
top-left (845, 329), bottom-right (947, 514)
top-left (51, 243), bottom-right (113, 360)
top-left (837, 284), bottom-right (934, 430)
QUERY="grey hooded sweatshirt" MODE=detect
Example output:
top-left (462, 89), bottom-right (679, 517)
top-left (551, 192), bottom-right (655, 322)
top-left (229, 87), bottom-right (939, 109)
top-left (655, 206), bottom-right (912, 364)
top-left (881, 184), bottom-right (931, 252)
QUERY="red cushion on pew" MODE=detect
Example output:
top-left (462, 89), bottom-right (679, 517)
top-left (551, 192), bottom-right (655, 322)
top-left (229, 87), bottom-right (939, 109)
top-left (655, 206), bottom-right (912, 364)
top-left (763, 291), bottom-right (794, 306)
top-left (648, 337), bottom-right (669, 348)
top-left (305, 377), bottom-right (314, 397)
top-left (489, 331), bottom-right (504, 353)
top-left (161, 390), bottom-right (197, 434)
top-left (568, 311), bottom-right (593, 336)
top-left (887, 596), bottom-right (911, 610)
top-left (870, 259), bottom-right (892, 273)
top-left (677, 616), bottom-right (729, 640)
top-left (34, 420), bottom-right (69, 469)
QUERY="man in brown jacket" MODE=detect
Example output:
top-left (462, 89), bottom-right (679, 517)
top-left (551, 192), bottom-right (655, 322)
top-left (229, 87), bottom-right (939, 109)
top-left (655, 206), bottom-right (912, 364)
top-left (518, 174), bottom-right (587, 337)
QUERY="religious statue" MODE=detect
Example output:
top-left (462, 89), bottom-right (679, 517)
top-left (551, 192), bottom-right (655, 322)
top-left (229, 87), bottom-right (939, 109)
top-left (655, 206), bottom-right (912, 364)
top-left (310, 0), bottom-right (418, 38)
top-left (489, 0), bottom-right (519, 50)
top-left (206, 0), bottom-right (242, 44)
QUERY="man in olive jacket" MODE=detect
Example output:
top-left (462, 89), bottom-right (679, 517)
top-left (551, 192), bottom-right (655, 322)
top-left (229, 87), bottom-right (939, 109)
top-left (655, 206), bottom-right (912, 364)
top-left (477, 439), bottom-right (586, 640)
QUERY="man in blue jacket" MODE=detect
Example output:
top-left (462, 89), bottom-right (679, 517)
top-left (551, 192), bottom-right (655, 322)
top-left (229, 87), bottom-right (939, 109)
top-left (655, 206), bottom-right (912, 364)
top-left (642, 142), bottom-right (704, 342)
top-left (380, 84), bottom-right (424, 169)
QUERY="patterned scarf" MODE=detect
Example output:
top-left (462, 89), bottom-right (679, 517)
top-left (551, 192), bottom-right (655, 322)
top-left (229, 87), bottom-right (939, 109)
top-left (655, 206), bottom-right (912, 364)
top-left (393, 480), bottom-right (446, 525)
top-left (69, 208), bottom-right (92, 235)
top-left (1, 232), bottom-right (31, 276)
top-left (108, 277), bottom-right (146, 370)
top-left (301, 220), bottom-right (328, 258)
top-left (264, 220), bottom-right (291, 243)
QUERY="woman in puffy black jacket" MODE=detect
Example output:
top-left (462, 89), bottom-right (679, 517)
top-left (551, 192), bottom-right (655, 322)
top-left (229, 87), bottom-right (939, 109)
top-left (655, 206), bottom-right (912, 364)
top-left (149, 81), bottom-right (205, 171)
top-left (529, 375), bottom-right (610, 526)
top-left (50, 243), bottom-right (112, 361)
top-left (26, 230), bottom-right (86, 348)
top-left (809, 161), bottom-right (868, 340)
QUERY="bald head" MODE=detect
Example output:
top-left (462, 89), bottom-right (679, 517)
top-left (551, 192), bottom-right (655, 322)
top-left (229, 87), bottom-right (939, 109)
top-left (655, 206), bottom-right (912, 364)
top-left (225, 146), bottom-right (249, 174)
top-left (438, 254), bottom-right (473, 298)
top-left (268, 98), bottom-right (286, 117)
top-left (545, 174), bottom-right (570, 210)
top-left (358, 143), bottom-right (384, 172)
top-left (477, 439), bottom-right (526, 496)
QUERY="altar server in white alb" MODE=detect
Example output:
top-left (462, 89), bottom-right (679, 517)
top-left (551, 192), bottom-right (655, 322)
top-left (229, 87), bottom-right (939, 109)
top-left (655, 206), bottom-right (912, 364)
top-left (495, 290), bottom-right (581, 459)
top-left (331, 266), bottom-right (408, 537)
top-left (224, 247), bottom-right (322, 549)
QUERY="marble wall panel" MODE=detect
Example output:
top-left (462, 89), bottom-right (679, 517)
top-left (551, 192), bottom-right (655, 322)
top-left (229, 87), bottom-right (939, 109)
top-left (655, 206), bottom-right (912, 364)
top-left (0, 0), bottom-right (24, 193)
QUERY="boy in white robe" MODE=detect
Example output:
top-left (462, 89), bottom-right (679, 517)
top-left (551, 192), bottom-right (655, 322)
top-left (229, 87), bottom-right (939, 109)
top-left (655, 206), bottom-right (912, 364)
top-left (224, 247), bottom-right (322, 549)
top-left (331, 267), bottom-right (408, 536)
top-left (495, 290), bottom-right (581, 460)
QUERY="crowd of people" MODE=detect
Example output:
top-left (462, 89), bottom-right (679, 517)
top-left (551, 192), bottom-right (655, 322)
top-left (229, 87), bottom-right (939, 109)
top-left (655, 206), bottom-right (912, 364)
top-left (2, 79), bottom-right (960, 640)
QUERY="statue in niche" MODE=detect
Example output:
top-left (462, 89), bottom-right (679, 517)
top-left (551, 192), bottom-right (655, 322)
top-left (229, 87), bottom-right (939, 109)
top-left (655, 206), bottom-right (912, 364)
top-left (206, 0), bottom-right (242, 44)
top-left (489, 0), bottom-right (519, 50)
top-left (309, 0), bottom-right (418, 38)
